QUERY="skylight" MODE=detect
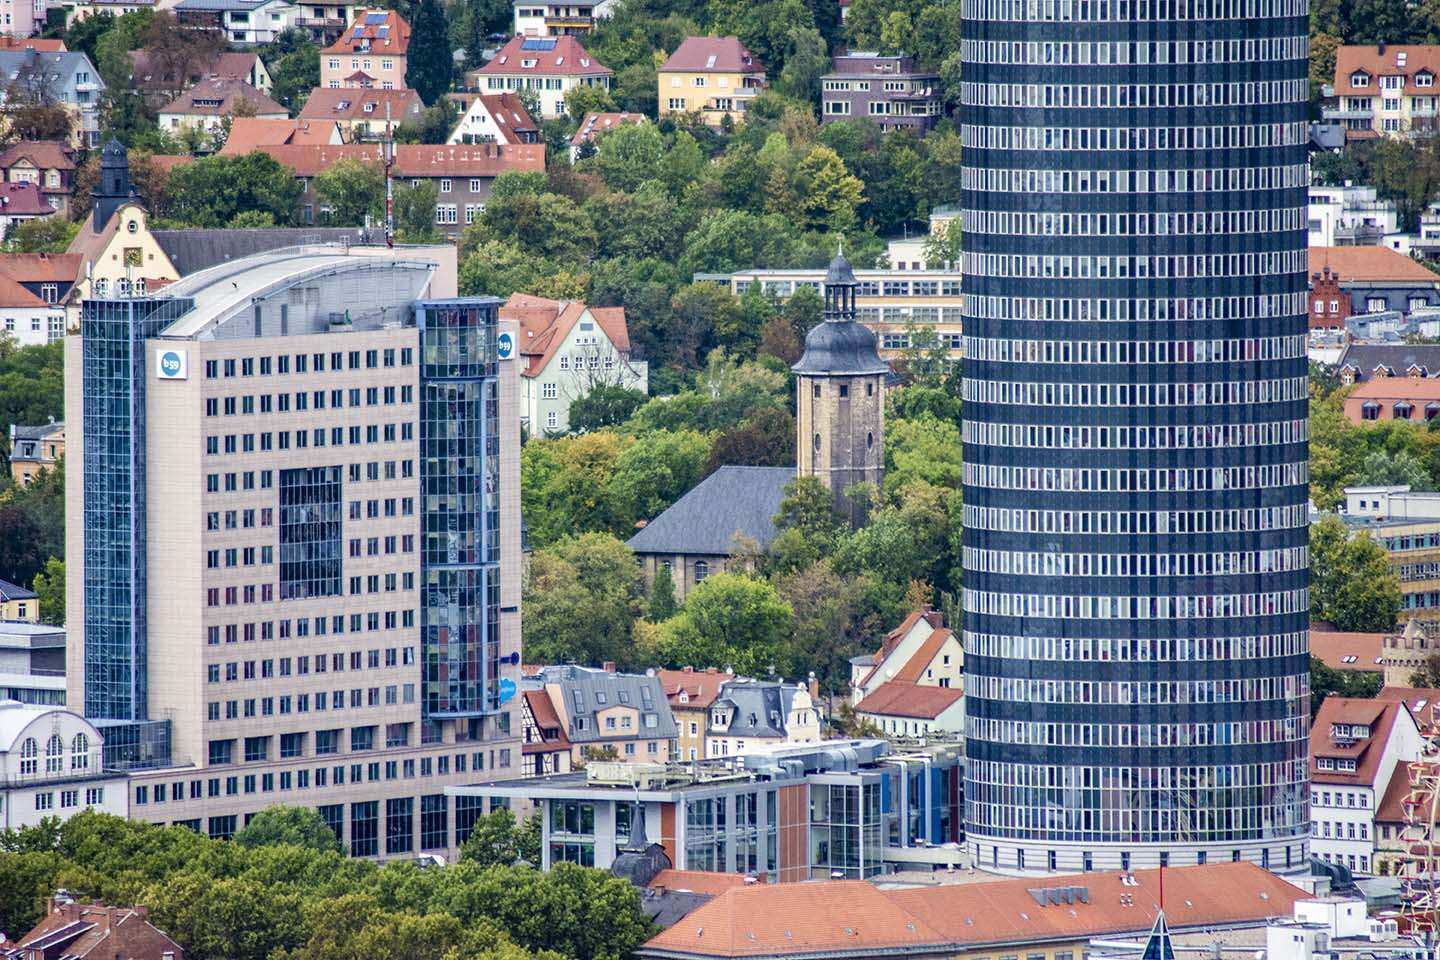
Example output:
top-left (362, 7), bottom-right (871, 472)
top-left (705, 54), bottom-right (717, 68)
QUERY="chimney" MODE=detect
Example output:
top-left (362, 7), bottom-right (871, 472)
top-left (682, 666), bottom-right (694, 673)
top-left (602, 660), bottom-right (616, 673)
top-left (808, 671), bottom-right (819, 701)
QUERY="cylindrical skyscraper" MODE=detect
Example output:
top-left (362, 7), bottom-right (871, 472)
top-left (960, 1), bottom-right (1311, 874)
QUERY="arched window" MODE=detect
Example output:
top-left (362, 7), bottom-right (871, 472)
top-left (71, 733), bottom-right (89, 770)
top-left (19, 737), bottom-right (38, 775)
top-left (45, 733), bottom-right (63, 773)
top-left (694, 560), bottom-right (709, 583)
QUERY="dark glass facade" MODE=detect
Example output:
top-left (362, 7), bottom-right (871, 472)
top-left (959, 0), bottom-right (1311, 871)
top-left (416, 299), bottom-right (502, 719)
top-left (278, 465), bottom-right (344, 600)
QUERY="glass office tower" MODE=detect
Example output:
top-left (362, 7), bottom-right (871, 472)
top-left (959, 0), bottom-right (1311, 873)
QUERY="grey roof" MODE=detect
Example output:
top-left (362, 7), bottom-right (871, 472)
top-left (0, 51), bottom-right (103, 99)
top-left (1336, 343), bottom-right (1440, 377)
top-left (9, 421), bottom-right (61, 442)
top-left (0, 579), bottom-right (36, 602)
top-left (152, 227), bottom-right (372, 277)
top-left (535, 665), bottom-right (677, 743)
top-left (709, 680), bottom-right (801, 738)
top-left (1310, 122), bottom-right (1346, 150)
top-left (625, 466), bottom-right (794, 557)
top-left (175, 0), bottom-right (283, 9)
top-left (792, 319), bottom-right (889, 375)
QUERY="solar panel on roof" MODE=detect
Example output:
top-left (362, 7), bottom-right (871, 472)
top-left (520, 38), bottom-right (556, 50)
top-left (376, 26), bottom-right (388, 36)
top-left (364, 11), bottom-right (386, 21)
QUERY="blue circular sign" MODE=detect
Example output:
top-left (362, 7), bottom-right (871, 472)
top-left (496, 332), bottom-right (514, 360)
top-left (160, 351), bottom-right (183, 376)
top-left (498, 677), bottom-right (517, 703)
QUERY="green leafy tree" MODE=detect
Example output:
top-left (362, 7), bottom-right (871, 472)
top-left (784, 283), bottom-right (823, 343)
top-left (1358, 448), bottom-right (1433, 490)
top-left (648, 564), bottom-right (677, 621)
top-left (0, 850), bottom-right (62, 940)
top-left (393, 181), bottom-right (439, 241)
top-left (569, 384), bottom-right (647, 434)
top-left (31, 557), bottom-right (63, 624)
top-left (705, 406), bottom-right (795, 472)
top-left (653, 572), bottom-right (793, 675)
top-left (233, 807), bottom-right (343, 854)
top-left (4, 217), bottom-right (76, 252)
top-left (404, 0), bottom-right (455, 104)
top-left (1310, 656), bottom-right (1384, 718)
top-left (565, 83), bottom-right (618, 122)
top-left (314, 158), bottom-right (384, 227)
top-left (260, 30), bottom-right (321, 113)
top-left (459, 808), bottom-right (525, 867)
top-left (593, 122), bottom-right (665, 192)
top-left (166, 152), bottom-right (302, 227)
top-left (776, 562), bottom-right (903, 689)
top-left (522, 532), bottom-right (644, 665)
top-left (776, 25), bottom-right (827, 103)
top-left (1311, 514), bottom-right (1403, 632)
top-left (885, 415), bottom-right (962, 496)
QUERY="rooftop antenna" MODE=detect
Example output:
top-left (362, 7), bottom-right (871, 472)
top-left (384, 100), bottom-right (394, 248)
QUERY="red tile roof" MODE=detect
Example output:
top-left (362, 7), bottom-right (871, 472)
top-left (649, 870), bottom-right (752, 896)
top-left (660, 36), bottom-right (764, 74)
top-left (891, 627), bottom-right (954, 684)
top-left (644, 863), bottom-right (1304, 959)
top-left (1377, 686), bottom-right (1440, 729)
top-left (0, 37), bottom-right (66, 52)
top-left (469, 93), bottom-right (538, 145)
top-left (147, 155), bottom-right (192, 174)
top-left (0, 271), bottom-right (49, 307)
top-left (0, 181), bottom-right (55, 215)
top-left (251, 142), bottom-right (545, 178)
top-left (1376, 759), bottom-right (1414, 823)
top-left (859, 608), bottom-right (946, 689)
top-left (130, 49), bottom-right (259, 88)
top-left (219, 118), bottom-right (340, 154)
top-left (0, 252), bottom-right (81, 283)
top-left (658, 667), bottom-right (736, 711)
top-left (502, 293), bottom-right (631, 378)
top-left (523, 688), bottom-right (570, 754)
top-left (323, 8), bottom-right (410, 56)
top-left (0, 139), bottom-right (74, 172)
top-left (477, 35), bottom-right (612, 77)
top-left (159, 78), bottom-right (287, 117)
top-left (1335, 45), bottom-right (1440, 96)
top-left (299, 86), bottom-right (424, 123)
top-left (1346, 377), bottom-right (1440, 402)
top-left (1309, 246), bottom-right (1440, 284)
top-left (571, 111), bottom-right (646, 146)
top-left (854, 680), bottom-right (962, 720)
top-left (1309, 696), bottom-right (1406, 786)
top-left (8, 901), bottom-right (186, 960)
top-left (1309, 627), bottom-right (1387, 672)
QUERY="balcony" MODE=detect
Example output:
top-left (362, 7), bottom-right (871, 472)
top-left (543, 14), bottom-right (593, 29)
top-left (1323, 107), bottom-right (1374, 121)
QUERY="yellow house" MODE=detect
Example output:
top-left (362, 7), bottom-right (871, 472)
top-left (0, 578), bottom-right (39, 622)
top-left (65, 200), bottom-right (180, 324)
top-left (658, 36), bottom-right (766, 127)
top-left (8, 422), bottom-right (64, 486)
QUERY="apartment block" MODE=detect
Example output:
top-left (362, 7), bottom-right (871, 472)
top-left (1327, 45), bottom-right (1440, 138)
top-left (705, 268), bottom-right (962, 360)
top-left (1343, 485), bottom-right (1440, 621)
top-left (820, 53), bottom-right (941, 133)
top-left (63, 245), bottom-right (523, 857)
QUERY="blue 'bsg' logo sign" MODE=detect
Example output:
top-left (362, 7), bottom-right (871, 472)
top-left (496, 331), bottom-right (515, 360)
top-left (498, 677), bottom-right (517, 703)
top-left (156, 349), bottom-right (187, 380)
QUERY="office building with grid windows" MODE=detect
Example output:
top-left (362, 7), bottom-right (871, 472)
top-left (63, 245), bottom-right (523, 857)
top-left (959, 0), bottom-right (1312, 874)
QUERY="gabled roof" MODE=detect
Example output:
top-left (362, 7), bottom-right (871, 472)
top-left (0, 37), bottom-right (67, 52)
top-left (4, 901), bottom-right (184, 960)
top-left (0, 180), bottom-right (54, 216)
top-left (1375, 759), bottom-right (1414, 823)
top-left (501, 292), bottom-right (630, 377)
top-left (1377, 685), bottom-right (1440, 728)
top-left (477, 35), bottom-right (612, 77)
top-left (299, 86), bottom-right (423, 123)
top-left (0, 251), bottom-right (81, 284)
top-left (625, 466), bottom-right (794, 557)
top-left (1337, 343), bottom-right (1440, 381)
top-left (323, 8), bottom-right (411, 56)
top-left (129, 49), bottom-right (259, 88)
top-left (0, 271), bottom-right (48, 308)
top-left (219, 118), bottom-right (342, 154)
top-left (158, 77), bottom-right (286, 117)
top-left (1335, 45), bottom-right (1440, 96)
top-left (571, 111), bottom-right (645, 146)
top-left (1309, 246), bottom-right (1440, 285)
top-left (657, 667), bottom-right (735, 711)
top-left (466, 93), bottom-right (539, 144)
top-left (890, 627), bottom-right (954, 684)
top-left (649, 870), bottom-right (751, 896)
top-left (855, 680), bottom-right (962, 720)
top-left (660, 36), bottom-right (764, 74)
top-left (0, 139), bottom-right (74, 172)
top-left (251, 142), bottom-right (546, 178)
top-left (1309, 696), bottom-right (1409, 786)
top-left (522, 688), bottom-right (571, 753)
top-left (1309, 627), bottom-right (1387, 672)
top-left (0, 578), bottom-right (37, 602)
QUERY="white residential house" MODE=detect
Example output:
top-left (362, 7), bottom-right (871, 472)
top-left (447, 91), bottom-right (539, 145)
top-left (704, 679), bottom-right (821, 758)
top-left (1309, 695), bottom-right (1424, 875)
top-left (849, 608), bottom-right (962, 705)
top-left (502, 293), bottom-right (647, 435)
top-left (0, 702), bottom-right (128, 829)
top-left (468, 35), bottom-right (612, 120)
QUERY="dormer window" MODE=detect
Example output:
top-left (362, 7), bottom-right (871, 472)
top-left (580, 58), bottom-right (590, 67)
top-left (522, 58), bottom-right (537, 68)
top-left (363, 102), bottom-right (375, 112)
top-left (1422, 71), bottom-right (1435, 88)
top-left (1352, 72), bottom-right (1370, 88)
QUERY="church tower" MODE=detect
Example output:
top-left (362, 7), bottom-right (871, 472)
top-left (92, 138), bottom-right (133, 230)
top-left (792, 248), bottom-right (887, 527)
